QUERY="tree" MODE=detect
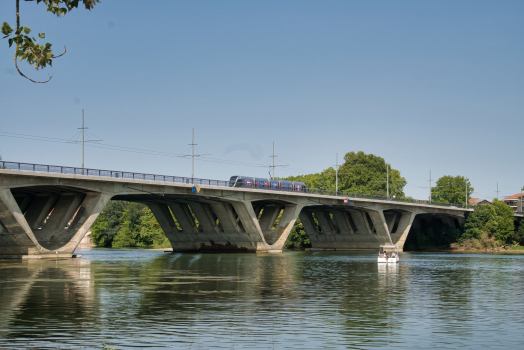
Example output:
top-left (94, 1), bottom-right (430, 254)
top-left (284, 217), bottom-right (311, 249)
top-left (1, 0), bottom-right (100, 83)
top-left (90, 200), bottom-right (128, 247)
top-left (112, 202), bottom-right (146, 248)
top-left (282, 151), bottom-right (407, 197)
top-left (492, 199), bottom-right (515, 242)
top-left (462, 199), bottom-right (514, 243)
top-left (431, 175), bottom-right (473, 205)
top-left (138, 208), bottom-right (172, 248)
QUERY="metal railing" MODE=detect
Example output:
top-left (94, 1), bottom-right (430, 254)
top-left (0, 161), bottom-right (472, 209)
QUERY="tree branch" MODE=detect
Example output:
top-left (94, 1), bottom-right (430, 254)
top-left (14, 45), bottom-right (52, 83)
top-left (52, 45), bottom-right (66, 58)
top-left (14, 0), bottom-right (52, 83)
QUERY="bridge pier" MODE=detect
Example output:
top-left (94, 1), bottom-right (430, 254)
top-left (302, 205), bottom-right (425, 252)
top-left (0, 186), bottom-right (110, 258)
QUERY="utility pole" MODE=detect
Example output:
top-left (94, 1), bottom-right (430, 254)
top-left (335, 153), bottom-right (339, 194)
top-left (496, 182), bottom-right (500, 200)
top-left (387, 163), bottom-right (389, 199)
top-left (191, 128), bottom-right (194, 179)
top-left (182, 128), bottom-right (209, 181)
top-left (81, 109), bottom-right (85, 171)
top-left (69, 109), bottom-right (102, 174)
top-left (267, 142), bottom-right (288, 179)
top-left (429, 170), bottom-right (432, 204)
top-left (466, 179), bottom-right (468, 208)
top-left (272, 142), bottom-right (275, 178)
top-left (375, 163), bottom-right (401, 199)
top-left (521, 186), bottom-right (523, 213)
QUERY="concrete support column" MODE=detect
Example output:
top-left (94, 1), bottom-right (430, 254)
top-left (332, 211), bottom-right (353, 235)
top-left (258, 205), bottom-right (283, 231)
top-left (24, 194), bottom-right (58, 229)
top-left (0, 188), bottom-right (42, 256)
top-left (43, 194), bottom-right (85, 231)
top-left (188, 201), bottom-right (219, 233)
top-left (299, 211), bottom-right (319, 237)
top-left (51, 193), bottom-right (112, 254)
top-left (264, 204), bottom-right (302, 247)
top-left (390, 212), bottom-right (417, 251)
top-left (167, 203), bottom-right (198, 234)
top-left (313, 210), bottom-right (335, 235)
top-left (230, 201), bottom-right (264, 241)
top-left (348, 211), bottom-right (371, 235)
top-left (385, 212), bottom-right (398, 234)
top-left (147, 202), bottom-right (180, 243)
top-left (209, 202), bottom-right (241, 233)
top-left (367, 209), bottom-right (393, 245)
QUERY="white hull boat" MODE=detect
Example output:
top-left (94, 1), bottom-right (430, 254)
top-left (378, 245), bottom-right (399, 264)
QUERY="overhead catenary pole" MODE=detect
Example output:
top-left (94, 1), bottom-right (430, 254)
top-left (191, 128), bottom-right (194, 179)
top-left (336, 156), bottom-right (339, 193)
top-left (81, 109), bottom-right (84, 171)
top-left (520, 187), bottom-right (524, 213)
top-left (429, 170), bottom-right (432, 204)
top-left (387, 163), bottom-right (389, 199)
top-left (181, 129), bottom-right (209, 181)
top-left (466, 179), bottom-right (468, 208)
top-left (267, 142), bottom-right (288, 179)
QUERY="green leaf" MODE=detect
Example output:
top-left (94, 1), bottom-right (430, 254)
top-left (46, 52), bottom-right (53, 59)
top-left (23, 26), bottom-right (31, 34)
top-left (8, 38), bottom-right (13, 47)
top-left (1, 22), bottom-right (13, 36)
top-left (39, 33), bottom-right (45, 39)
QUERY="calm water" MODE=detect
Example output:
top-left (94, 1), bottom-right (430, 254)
top-left (1, 249), bottom-right (523, 349)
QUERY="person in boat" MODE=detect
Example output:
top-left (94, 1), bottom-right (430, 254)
top-left (383, 251), bottom-right (388, 259)
top-left (391, 252), bottom-right (396, 258)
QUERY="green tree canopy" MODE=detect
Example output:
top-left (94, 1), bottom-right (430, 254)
top-left (90, 200), bottom-right (128, 247)
top-left (431, 175), bottom-right (473, 205)
top-left (462, 199), bottom-right (514, 243)
top-left (282, 151), bottom-right (407, 197)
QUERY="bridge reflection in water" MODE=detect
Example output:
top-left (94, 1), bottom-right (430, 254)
top-left (1, 249), bottom-right (523, 349)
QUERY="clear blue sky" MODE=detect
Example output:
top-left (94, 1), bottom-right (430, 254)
top-left (1, 0), bottom-right (523, 201)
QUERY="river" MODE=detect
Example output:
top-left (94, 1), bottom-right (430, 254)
top-left (0, 249), bottom-right (523, 349)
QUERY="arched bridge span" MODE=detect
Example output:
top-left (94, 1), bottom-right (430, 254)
top-left (0, 164), bottom-right (473, 258)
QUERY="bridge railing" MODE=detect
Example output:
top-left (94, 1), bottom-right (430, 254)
top-left (0, 161), bottom-right (471, 209)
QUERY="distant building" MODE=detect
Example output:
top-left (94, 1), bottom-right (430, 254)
top-left (468, 197), bottom-right (491, 206)
top-left (502, 193), bottom-right (524, 213)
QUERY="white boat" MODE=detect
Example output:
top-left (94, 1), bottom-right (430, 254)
top-left (377, 245), bottom-right (399, 264)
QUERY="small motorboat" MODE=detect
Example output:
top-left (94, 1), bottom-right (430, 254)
top-left (377, 245), bottom-right (399, 264)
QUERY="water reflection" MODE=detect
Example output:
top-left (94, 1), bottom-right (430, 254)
top-left (0, 250), bottom-right (524, 349)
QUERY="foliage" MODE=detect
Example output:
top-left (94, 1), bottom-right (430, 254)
top-left (431, 175), bottom-right (473, 205)
top-left (281, 151), bottom-right (407, 197)
top-left (404, 219), bottom-right (460, 251)
top-left (284, 218), bottom-right (311, 249)
top-left (91, 201), bottom-right (172, 249)
top-left (2, 0), bottom-right (100, 83)
top-left (138, 208), bottom-right (172, 249)
top-left (90, 201), bottom-right (128, 247)
top-left (462, 199), bottom-right (514, 243)
top-left (111, 203), bottom-right (146, 248)
top-left (514, 221), bottom-right (524, 246)
top-left (492, 199), bottom-right (515, 242)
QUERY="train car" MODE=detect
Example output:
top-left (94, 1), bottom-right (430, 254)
top-left (229, 176), bottom-right (307, 193)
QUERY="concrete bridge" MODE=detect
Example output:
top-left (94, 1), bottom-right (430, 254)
top-left (0, 162), bottom-right (473, 258)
